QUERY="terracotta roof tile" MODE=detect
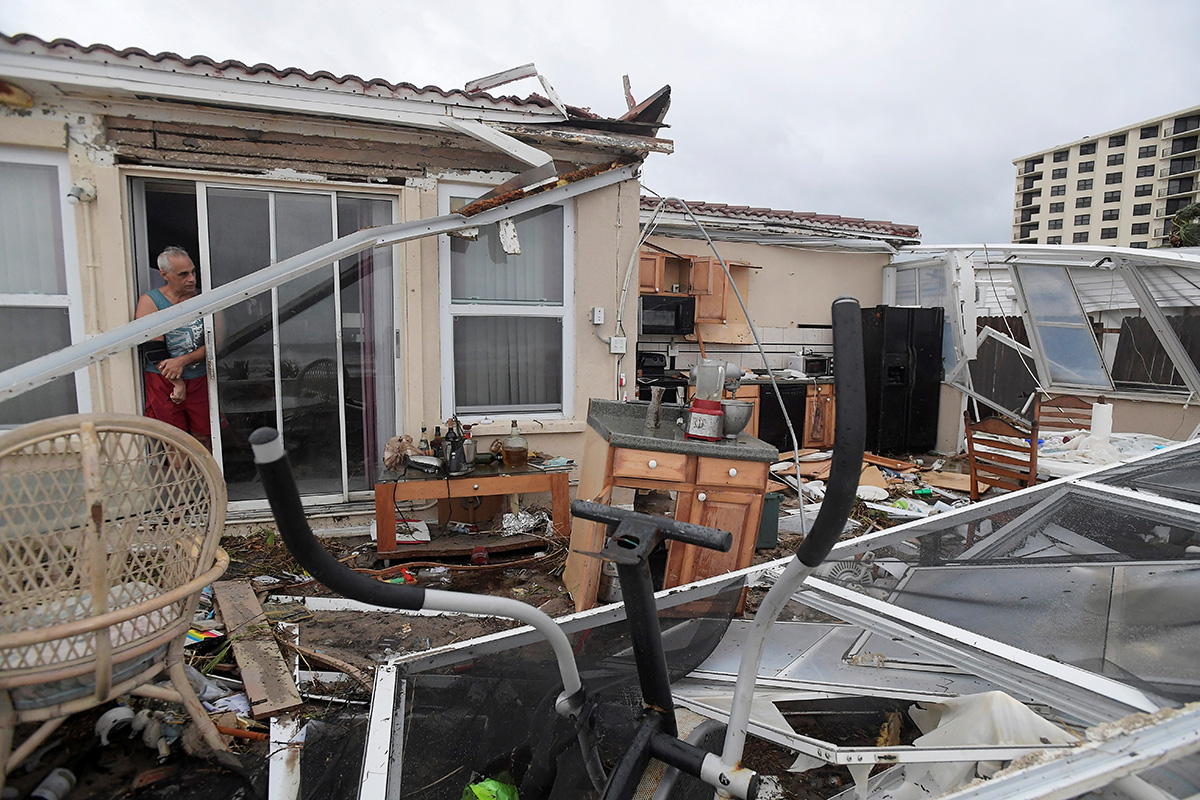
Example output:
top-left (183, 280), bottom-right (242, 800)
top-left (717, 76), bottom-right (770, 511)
top-left (641, 196), bottom-right (920, 240)
top-left (0, 32), bottom-right (593, 115)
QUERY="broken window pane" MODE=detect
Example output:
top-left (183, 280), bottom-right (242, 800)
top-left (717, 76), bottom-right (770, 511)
top-left (965, 330), bottom-right (1037, 416)
top-left (1015, 265), bottom-right (1111, 389)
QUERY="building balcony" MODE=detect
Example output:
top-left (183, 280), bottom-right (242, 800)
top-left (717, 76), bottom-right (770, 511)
top-left (1156, 225), bottom-right (1172, 237)
top-left (1161, 141), bottom-right (1199, 158)
top-left (1163, 121), bottom-right (1200, 138)
top-left (1016, 165), bottom-right (1043, 177)
top-left (1161, 161), bottom-right (1199, 178)
top-left (1159, 183), bottom-right (1196, 198)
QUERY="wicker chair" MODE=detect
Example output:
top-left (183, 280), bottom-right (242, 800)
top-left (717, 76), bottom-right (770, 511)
top-left (0, 414), bottom-right (231, 786)
top-left (963, 412), bottom-right (1039, 501)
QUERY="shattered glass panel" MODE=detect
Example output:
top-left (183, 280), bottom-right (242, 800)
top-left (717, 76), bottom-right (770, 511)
top-left (383, 579), bottom-right (743, 799)
top-left (809, 448), bottom-right (1200, 704)
top-left (1094, 444), bottom-right (1200, 503)
top-left (965, 332), bottom-right (1038, 416)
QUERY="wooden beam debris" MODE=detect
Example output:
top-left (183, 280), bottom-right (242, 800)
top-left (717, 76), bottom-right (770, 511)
top-left (213, 580), bottom-right (304, 720)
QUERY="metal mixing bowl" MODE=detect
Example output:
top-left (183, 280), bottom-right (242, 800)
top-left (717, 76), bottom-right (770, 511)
top-left (720, 399), bottom-right (754, 439)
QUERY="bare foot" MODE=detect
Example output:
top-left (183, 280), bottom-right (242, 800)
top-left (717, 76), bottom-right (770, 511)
top-left (170, 380), bottom-right (187, 405)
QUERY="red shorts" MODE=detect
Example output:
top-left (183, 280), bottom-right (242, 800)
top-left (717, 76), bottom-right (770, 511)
top-left (144, 371), bottom-right (211, 438)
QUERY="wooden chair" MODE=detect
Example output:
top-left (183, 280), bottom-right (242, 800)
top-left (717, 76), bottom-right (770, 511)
top-left (0, 415), bottom-right (232, 787)
top-left (963, 411), bottom-right (1039, 501)
top-left (1034, 394), bottom-right (1104, 436)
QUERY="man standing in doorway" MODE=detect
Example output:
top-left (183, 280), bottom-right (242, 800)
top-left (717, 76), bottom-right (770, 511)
top-left (136, 246), bottom-right (212, 450)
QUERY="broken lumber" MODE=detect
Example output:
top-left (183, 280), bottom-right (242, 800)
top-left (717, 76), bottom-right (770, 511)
top-left (277, 639), bottom-right (373, 695)
top-left (213, 580), bottom-right (303, 720)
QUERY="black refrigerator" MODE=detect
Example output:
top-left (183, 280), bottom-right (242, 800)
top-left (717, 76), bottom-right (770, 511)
top-left (861, 305), bottom-right (944, 454)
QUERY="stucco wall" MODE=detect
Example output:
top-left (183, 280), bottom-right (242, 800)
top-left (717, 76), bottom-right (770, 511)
top-left (641, 236), bottom-right (889, 328)
top-left (2, 96), bottom-right (643, 485)
top-left (936, 384), bottom-right (1200, 454)
top-left (431, 179), bottom-right (640, 466)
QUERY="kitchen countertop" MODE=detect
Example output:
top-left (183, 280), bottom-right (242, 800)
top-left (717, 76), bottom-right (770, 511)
top-left (587, 398), bottom-right (779, 462)
top-left (636, 369), bottom-right (833, 386)
top-left (739, 373), bottom-right (834, 385)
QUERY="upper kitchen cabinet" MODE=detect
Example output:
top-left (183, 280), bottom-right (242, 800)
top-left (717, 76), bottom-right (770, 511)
top-left (638, 251), bottom-right (692, 295)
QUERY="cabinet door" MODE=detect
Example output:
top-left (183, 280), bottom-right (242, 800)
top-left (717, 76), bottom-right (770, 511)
top-left (665, 488), bottom-right (762, 588)
top-left (639, 252), bottom-right (665, 294)
top-left (689, 257), bottom-right (728, 323)
top-left (802, 383), bottom-right (836, 449)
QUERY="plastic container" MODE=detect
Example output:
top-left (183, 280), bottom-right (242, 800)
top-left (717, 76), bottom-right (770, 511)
top-left (30, 768), bottom-right (77, 800)
top-left (756, 492), bottom-right (782, 549)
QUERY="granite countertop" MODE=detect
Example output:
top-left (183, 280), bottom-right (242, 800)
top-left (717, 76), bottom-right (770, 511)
top-left (587, 398), bottom-right (779, 462)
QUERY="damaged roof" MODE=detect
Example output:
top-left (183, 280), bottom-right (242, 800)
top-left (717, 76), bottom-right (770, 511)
top-left (0, 33), bottom-right (671, 136)
top-left (641, 196), bottom-right (921, 245)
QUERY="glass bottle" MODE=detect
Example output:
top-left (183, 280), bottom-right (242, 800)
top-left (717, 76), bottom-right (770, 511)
top-left (418, 425), bottom-right (430, 456)
top-left (431, 425), bottom-right (444, 458)
top-left (502, 420), bottom-right (528, 468)
top-left (462, 423), bottom-right (476, 463)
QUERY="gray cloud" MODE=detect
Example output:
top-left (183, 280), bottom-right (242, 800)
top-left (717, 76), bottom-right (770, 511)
top-left (4, 0), bottom-right (1197, 244)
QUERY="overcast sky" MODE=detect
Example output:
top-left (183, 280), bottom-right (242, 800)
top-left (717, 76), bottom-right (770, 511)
top-left (3, 1), bottom-right (1198, 244)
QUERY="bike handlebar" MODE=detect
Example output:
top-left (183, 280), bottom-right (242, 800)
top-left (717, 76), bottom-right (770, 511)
top-left (570, 499), bottom-right (733, 553)
top-left (794, 296), bottom-right (866, 567)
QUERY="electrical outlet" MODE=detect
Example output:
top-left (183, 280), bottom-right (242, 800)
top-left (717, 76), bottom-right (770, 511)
top-left (591, 306), bottom-right (605, 325)
top-left (609, 336), bottom-right (627, 354)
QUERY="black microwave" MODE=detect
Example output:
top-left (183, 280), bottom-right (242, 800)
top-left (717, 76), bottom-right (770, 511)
top-left (639, 295), bottom-right (695, 335)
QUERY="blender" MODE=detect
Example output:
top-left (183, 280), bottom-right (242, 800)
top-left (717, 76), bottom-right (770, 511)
top-left (685, 358), bottom-right (726, 440)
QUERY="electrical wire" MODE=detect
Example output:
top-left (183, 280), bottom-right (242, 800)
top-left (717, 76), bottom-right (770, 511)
top-left (981, 244), bottom-right (1045, 408)
top-left (662, 194), bottom-right (813, 532)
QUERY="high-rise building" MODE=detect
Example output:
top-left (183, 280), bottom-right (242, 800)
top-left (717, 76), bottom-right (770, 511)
top-left (1013, 105), bottom-right (1199, 248)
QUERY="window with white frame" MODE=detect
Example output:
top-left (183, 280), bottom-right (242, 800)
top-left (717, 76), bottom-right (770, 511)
top-left (0, 148), bottom-right (90, 426)
top-left (439, 186), bottom-right (573, 417)
top-left (1013, 265), bottom-right (1111, 389)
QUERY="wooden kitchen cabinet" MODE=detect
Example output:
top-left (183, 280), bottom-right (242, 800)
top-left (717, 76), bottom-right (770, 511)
top-left (638, 251), bottom-right (691, 295)
top-left (638, 252), bottom-right (665, 294)
top-left (688, 256), bottom-right (728, 324)
top-left (663, 480), bottom-right (765, 591)
top-left (563, 420), bottom-right (774, 612)
top-left (802, 383), bottom-right (836, 449)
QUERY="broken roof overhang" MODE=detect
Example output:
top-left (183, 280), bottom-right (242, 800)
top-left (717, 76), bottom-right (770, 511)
top-left (0, 34), bottom-right (673, 162)
top-left (0, 161), bottom-right (639, 402)
top-left (641, 197), bottom-right (920, 249)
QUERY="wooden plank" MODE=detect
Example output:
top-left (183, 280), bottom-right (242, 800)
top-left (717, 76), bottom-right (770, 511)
top-left (213, 581), bottom-right (303, 720)
top-left (863, 453), bottom-right (921, 471)
top-left (922, 470), bottom-right (974, 492)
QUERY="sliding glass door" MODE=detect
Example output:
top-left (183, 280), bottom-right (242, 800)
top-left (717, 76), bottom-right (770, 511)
top-left (199, 184), bottom-right (396, 504)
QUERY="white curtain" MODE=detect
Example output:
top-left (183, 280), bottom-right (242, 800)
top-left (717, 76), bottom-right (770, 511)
top-left (0, 162), bottom-right (66, 294)
top-left (453, 317), bottom-right (562, 412)
top-left (450, 206), bottom-right (563, 303)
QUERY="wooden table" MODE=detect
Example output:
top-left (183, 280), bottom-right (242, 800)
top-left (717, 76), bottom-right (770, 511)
top-left (374, 464), bottom-right (571, 556)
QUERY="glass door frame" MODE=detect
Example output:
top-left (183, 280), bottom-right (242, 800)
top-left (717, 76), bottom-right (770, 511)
top-left (196, 180), bottom-right (401, 511)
